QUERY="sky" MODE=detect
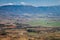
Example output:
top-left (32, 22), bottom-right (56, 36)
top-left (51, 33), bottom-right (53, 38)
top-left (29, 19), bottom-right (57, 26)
top-left (0, 0), bottom-right (60, 6)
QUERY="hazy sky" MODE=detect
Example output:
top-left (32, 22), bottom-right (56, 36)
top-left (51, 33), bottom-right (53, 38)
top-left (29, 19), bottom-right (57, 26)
top-left (0, 0), bottom-right (60, 6)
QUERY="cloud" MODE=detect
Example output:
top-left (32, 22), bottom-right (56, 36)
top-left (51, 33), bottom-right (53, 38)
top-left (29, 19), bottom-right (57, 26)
top-left (0, 3), bottom-right (14, 6)
top-left (7, 3), bottom-right (14, 5)
top-left (20, 2), bottom-right (26, 5)
top-left (20, 2), bottom-right (33, 6)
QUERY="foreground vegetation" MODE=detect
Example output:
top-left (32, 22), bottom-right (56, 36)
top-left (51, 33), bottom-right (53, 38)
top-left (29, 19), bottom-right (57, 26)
top-left (0, 23), bottom-right (60, 40)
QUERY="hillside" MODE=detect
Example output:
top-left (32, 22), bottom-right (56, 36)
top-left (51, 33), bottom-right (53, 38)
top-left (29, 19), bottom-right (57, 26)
top-left (0, 5), bottom-right (60, 27)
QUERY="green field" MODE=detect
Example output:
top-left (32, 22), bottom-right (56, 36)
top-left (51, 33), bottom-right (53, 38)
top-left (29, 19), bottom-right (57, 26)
top-left (27, 19), bottom-right (60, 27)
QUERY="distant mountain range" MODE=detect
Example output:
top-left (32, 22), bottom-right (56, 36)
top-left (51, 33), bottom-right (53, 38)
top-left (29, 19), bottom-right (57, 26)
top-left (0, 5), bottom-right (60, 23)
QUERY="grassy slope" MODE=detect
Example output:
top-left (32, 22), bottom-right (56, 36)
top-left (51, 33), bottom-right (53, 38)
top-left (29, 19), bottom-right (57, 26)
top-left (27, 19), bottom-right (60, 27)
